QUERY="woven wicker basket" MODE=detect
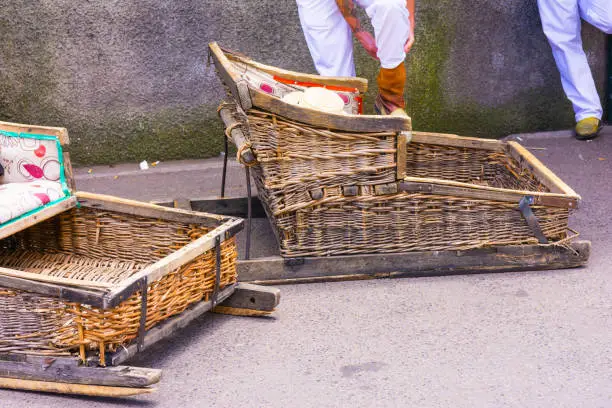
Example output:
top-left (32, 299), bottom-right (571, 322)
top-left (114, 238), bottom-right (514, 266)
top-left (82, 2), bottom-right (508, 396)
top-left (0, 193), bottom-right (242, 363)
top-left (209, 43), bottom-right (580, 258)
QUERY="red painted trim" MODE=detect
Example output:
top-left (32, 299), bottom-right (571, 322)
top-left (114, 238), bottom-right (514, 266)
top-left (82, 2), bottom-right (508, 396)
top-left (273, 76), bottom-right (360, 94)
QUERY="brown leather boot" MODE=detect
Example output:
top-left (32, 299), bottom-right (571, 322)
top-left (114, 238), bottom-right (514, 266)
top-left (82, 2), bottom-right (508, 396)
top-left (374, 63), bottom-right (407, 117)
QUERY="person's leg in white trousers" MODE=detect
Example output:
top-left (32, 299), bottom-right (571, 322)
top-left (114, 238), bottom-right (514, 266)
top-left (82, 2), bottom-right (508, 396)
top-left (296, 0), bottom-right (356, 77)
top-left (296, 0), bottom-right (410, 76)
top-left (537, 0), bottom-right (612, 123)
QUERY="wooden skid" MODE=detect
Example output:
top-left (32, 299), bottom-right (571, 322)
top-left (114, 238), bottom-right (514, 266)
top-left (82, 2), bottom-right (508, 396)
top-left (215, 283), bottom-right (280, 311)
top-left (0, 354), bottom-right (160, 388)
top-left (0, 377), bottom-right (155, 397)
top-left (237, 241), bottom-right (591, 284)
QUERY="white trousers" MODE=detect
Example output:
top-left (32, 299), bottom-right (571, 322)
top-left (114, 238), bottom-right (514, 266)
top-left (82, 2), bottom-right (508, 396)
top-left (538, 0), bottom-right (612, 121)
top-left (296, 0), bottom-right (410, 77)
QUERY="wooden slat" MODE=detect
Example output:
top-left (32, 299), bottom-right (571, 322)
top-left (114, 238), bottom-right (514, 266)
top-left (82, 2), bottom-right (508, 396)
top-left (0, 120), bottom-right (69, 145)
top-left (238, 241), bottom-right (590, 284)
top-left (400, 177), bottom-right (579, 209)
top-left (108, 285), bottom-right (236, 365)
top-left (0, 267), bottom-right (113, 289)
top-left (223, 46), bottom-right (369, 93)
top-left (0, 197), bottom-right (78, 241)
top-left (209, 42), bottom-right (252, 110)
top-left (0, 377), bottom-right (155, 397)
top-left (77, 191), bottom-right (227, 226)
top-left (411, 131), bottom-right (503, 151)
top-left (507, 141), bottom-right (580, 197)
top-left (0, 274), bottom-right (106, 308)
top-left (62, 152), bottom-right (77, 193)
top-left (396, 131), bottom-right (408, 179)
top-left (104, 218), bottom-right (242, 307)
top-left (214, 283), bottom-right (280, 311)
top-left (249, 89), bottom-right (411, 132)
top-left (0, 356), bottom-right (160, 388)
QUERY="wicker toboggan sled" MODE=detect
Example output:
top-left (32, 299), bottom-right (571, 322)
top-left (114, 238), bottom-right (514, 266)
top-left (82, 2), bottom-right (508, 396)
top-left (208, 42), bottom-right (589, 281)
top-left (0, 120), bottom-right (280, 397)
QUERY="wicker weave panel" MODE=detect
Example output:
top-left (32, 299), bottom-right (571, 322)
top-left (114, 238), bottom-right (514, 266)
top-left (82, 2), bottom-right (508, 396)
top-left (405, 144), bottom-right (549, 192)
top-left (0, 207), bottom-right (238, 355)
top-left (246, 110), bottom-right (399, 212)
top-left (274, 193), bottom-right (569, 257)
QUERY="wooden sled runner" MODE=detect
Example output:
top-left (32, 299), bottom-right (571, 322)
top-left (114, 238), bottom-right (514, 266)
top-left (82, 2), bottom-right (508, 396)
top-left (204, 42), bottom-right (589, 282)
top-left (0, 121), bottom-right (280, 397)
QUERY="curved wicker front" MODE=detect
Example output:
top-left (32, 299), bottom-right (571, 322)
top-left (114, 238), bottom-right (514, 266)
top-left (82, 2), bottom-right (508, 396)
top-left (246, 109), bottom-right (399, 213)
top-left (0, 207), bottom-right (238, 356)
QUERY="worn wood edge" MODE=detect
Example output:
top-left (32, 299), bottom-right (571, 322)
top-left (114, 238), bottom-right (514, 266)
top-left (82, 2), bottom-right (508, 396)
top-left (0, 377), bottom-right (156, 397)
top-left (410, 131), bottom-right (503, 151)
top-left (209, 42), bottom-right (241, 94)
top-left (77, 191), bottom-right (229, 225)
top-left (507, 141), bottom-right (580, 198)
top-left (0, 120), bottom-right (70, 145)
top-left (0, 267), bottom-right (113, 289)
top-left (212, 306), bottom-right (273, 316)
top-left (249, 90), bottom-right (412, 132)
top-left (0, 274), bottom-right (106, 307)
top-left (215, 282), bottom-right (280, 311)
top-left (108, 284), bottom-right (235, 366)
top-left (105, 218), bottom-right (243, 306)
top-left (62, 152), bottom-right (77, 193)
top-left (0, 196), bottom-right (78, 241)
top-left (223, 48), bottom-right (369, 93)
top-left (237, 241), bottom-right (590, 283)
top-left (401, 176), bottom-right (579, 208)
top-left (0, 358), bottom-right (161, 388)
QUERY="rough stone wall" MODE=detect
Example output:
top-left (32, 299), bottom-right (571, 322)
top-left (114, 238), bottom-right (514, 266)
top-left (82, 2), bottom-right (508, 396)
top-left (0, 1), bottom-right (607, 165)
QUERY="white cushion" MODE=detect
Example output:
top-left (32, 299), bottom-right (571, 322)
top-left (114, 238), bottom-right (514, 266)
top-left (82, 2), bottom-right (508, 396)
top-left (0, 132), bottom-right (62, 183)
top-left (0, 181), bottom-right (66, 225)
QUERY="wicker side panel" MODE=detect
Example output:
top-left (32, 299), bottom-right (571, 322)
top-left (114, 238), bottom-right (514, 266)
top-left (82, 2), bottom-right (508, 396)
top-left (0, 289), bottom-right (71, 354)
top-left (3, 207), bottom-right (212, 263)
top-left (246, 110), bottom-right (398, 212)
top-left (273, 194), bottom-right (569, 257)
top-left (405, 144), bottom-right (549, 192)
top-left (0, 238), bottom-right (238, 355)
top-left (55, 238), bottom-right (238, 352)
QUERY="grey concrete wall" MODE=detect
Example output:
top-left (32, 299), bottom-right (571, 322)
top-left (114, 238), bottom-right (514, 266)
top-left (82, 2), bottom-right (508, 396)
top-left (0, 1), bottom-right (607, 165)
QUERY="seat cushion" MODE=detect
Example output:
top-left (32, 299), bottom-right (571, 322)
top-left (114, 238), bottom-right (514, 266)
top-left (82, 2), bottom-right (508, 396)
top-left (0, 132), bottom-right (62, 183)
top-left (0, 180), bottom-right (66, 225)
top-left (229, 60), bottom-right (362, 115)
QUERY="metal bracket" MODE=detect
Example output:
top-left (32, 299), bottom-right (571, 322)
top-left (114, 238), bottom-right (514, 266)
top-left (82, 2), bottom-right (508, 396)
top-left (518, 196), bottom-right (549, 244)
top-left (136, 277), bottom-right (148, 353)
top-left (212, 236), bottom-right (222, 308)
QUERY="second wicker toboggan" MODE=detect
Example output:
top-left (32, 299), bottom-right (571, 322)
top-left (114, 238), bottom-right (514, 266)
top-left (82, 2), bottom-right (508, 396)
top-left (209, 42), bottom-right (581, 258)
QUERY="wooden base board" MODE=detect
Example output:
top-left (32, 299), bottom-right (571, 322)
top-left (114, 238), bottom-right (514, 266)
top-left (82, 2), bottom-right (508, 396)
top-left (0, 377), bottom-right (155, 397)
top-left (237, 241), bottom-right (591, 285)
